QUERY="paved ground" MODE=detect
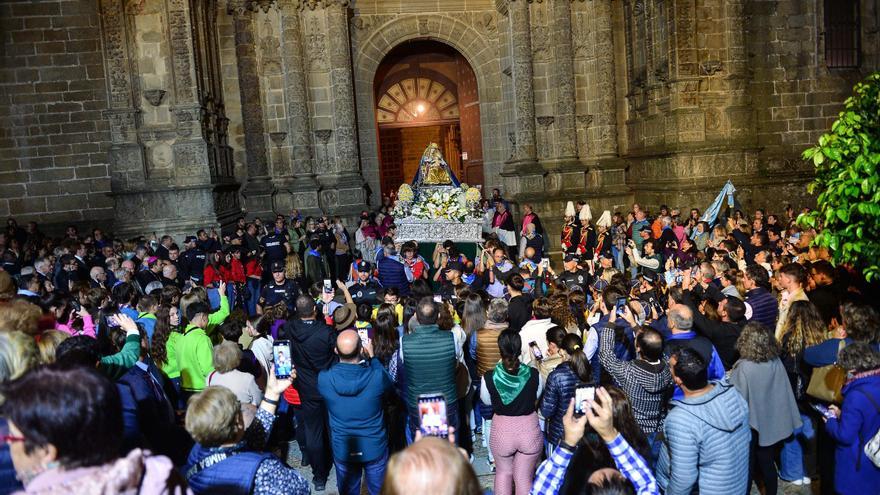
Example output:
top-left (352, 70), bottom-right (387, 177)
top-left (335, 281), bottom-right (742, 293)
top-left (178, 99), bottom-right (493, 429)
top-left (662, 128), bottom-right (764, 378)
top-left (285, 433), bottom-right (820, 494)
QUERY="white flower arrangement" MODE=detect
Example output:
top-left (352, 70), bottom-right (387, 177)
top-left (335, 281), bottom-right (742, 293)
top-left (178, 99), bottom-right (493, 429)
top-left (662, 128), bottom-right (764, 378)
top-left (395, 188), bottom-right (481, 222)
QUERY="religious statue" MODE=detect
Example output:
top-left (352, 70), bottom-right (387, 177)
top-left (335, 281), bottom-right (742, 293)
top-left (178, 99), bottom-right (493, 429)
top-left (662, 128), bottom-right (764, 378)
top-left (412, 142), bottom-right (460, 188)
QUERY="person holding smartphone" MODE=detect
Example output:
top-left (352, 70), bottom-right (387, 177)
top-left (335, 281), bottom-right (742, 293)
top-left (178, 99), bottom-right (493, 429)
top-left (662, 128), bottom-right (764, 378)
top-left (278, 295), bottom-right (336, 491)
top-left (319, 330), bottom-right (393, 495)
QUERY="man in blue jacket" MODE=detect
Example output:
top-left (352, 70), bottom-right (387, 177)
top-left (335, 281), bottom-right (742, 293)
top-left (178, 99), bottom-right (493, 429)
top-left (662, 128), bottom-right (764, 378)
top-left (656, 348), bottom-right (750, 495)
top-left (318, 329), bottom-right (392, 495)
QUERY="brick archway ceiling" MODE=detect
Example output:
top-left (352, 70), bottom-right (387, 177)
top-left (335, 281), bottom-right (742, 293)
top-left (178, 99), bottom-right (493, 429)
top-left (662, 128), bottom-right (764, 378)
top-left (376, 75), bottom-right (459, 125)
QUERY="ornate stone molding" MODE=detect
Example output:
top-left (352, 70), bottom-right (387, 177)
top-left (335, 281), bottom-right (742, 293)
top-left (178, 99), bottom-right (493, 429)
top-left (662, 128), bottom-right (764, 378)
top-left (551, 0), bottom-right (577, 159)
top-left (280, 4), bottom-right (315, 177)
top-left (100, 0), bottom-right (133, 109)
top-left (508, 0), bottom-right (538, 162)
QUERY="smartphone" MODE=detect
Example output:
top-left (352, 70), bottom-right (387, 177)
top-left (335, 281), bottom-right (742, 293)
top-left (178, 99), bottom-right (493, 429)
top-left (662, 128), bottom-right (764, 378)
top-left (272, 340), bottom-right (293, 379)
top-left (323, 279), bottom-right (333, 293)
top-left (106, 313), bottom-right (121, 328)
top-left (574, 386), bottom-right (596, 416)
top-left (615, 297), bottom-right (628, 317)
top-left (810, 402), bottom-right (836, 420)
top-left (541, 258), bottom-right (550, 269)
top-left (357, 328), bottom-right (370, 345)
top-left (529, 341), bottom-right (543, 362)
top-left (417, 393), bottom-right (449, 438)
top-left (433, 295), bottom-right (442, 303)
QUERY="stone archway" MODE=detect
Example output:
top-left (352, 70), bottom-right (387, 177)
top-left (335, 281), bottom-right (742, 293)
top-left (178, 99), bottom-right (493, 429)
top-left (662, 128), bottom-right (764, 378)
top-left (351, 13), bottom-right (504, 205)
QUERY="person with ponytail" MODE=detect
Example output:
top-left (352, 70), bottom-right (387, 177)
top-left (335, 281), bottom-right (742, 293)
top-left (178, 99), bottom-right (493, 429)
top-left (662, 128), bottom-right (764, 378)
top-left (481, 330), bottom-right (544, 495)
top-left (541, 332), bottom-right (594, 452)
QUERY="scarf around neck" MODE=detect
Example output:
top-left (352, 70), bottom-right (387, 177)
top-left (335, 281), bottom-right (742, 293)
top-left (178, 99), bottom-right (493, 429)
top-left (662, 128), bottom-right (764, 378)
top-left (492, 361), bottom-right (531, 405)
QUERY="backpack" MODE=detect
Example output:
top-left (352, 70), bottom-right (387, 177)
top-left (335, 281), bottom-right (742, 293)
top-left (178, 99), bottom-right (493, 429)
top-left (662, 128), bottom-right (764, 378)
top-left (859, 391), bottom-right (880, 468)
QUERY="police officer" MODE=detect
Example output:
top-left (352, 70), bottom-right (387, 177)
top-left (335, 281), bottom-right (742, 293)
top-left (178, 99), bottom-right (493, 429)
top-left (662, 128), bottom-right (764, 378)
top-left (258, 260), bottom-right (299, 314)
top-left (259, 226), bottom-right (290, 283)
top-left (180, 236), bottom-right (206, 285)
top-left (556, 253), bottom-right (591, 293)
top-left (347, 260), bottom-right (382, 306)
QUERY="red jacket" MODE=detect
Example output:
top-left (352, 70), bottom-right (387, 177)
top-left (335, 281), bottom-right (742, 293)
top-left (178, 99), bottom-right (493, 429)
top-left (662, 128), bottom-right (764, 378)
top-left (220, 259), bottom-right (246, 283)
top-left (245, 258), bottom-right (262, 279)
top-left (203, 265), bottom-right (222, 287)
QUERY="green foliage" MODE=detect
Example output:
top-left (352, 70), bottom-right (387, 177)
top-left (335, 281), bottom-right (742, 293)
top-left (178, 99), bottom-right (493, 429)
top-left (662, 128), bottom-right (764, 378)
top-left (800, 72), bottom-right (880, 281)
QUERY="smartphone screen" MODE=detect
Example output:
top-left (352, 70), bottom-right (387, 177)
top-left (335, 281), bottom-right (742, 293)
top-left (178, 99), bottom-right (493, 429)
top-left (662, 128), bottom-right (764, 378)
top-left (574, 386), bottom-right (596, 416)
top-left (272, 340), bottom-right (293, 379)
top-left (810, 402), bottom-right (835, 420)
top-left (615, 297), bottom-right (628, 317)
top-left (417, 393), bottom-right (448, 438)
top-left (323, 279), bottom-right (333, 293)
top-left (433, 295), bottom-right (442, 303)
top-left (529, 341), bottom-right (543, 361)
top-left (541, 258), bottom-right (550, 269)
top-left (357, 328), bottom-right (370, 345)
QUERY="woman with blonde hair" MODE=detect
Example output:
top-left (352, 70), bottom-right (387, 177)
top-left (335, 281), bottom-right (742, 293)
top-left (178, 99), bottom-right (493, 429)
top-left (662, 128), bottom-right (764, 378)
top-left (285, 252), bottom-right (304, 284)
top-left (381, 436), bottom-right (482, 495)
top-left (777, 300), bottom-right (828, 486)
top-left (206, 340), bottom-right (262, 406)
top-left (36, 329), bottom-right (68, 364)
top-left (0, 332), bottom-right (41, 492)
top-left (0, 299), bottom-right (42, 335)
top-left (184, 370), bottom-right (309, 494)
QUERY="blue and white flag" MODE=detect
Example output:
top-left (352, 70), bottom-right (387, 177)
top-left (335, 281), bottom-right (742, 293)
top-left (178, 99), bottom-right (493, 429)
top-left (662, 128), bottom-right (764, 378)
top-left (700, 180), bottom-right (737, 226)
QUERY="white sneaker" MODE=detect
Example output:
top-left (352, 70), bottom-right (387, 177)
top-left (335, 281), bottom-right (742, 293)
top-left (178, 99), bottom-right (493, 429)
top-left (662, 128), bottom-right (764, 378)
top-left (789, 478), bottom-right (804, 486)
top-left (801, 477), bottom-right (812, 485)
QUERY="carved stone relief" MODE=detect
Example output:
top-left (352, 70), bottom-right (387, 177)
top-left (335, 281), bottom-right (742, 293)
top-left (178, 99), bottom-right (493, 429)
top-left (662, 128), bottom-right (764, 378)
top-left (260, 17), bottom-right (283, 75)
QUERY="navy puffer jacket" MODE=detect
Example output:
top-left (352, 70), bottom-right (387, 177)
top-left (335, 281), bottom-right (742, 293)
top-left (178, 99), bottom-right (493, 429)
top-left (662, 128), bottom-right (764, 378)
top-left (540, 362), bottom-right (590, 446)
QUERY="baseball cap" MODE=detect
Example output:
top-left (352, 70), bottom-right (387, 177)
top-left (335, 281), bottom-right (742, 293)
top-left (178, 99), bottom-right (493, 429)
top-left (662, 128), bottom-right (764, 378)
top-left (447, 261), bottom-right (466, 273)
top-left (641, 271), bottom-right (657, 283)
top-left (638, 225), bottom-right (651, 233)
top-left (563, 253), bottom-right (580, 263)
top-left (270, 260), bottom-right (285, 273)
top-left (591, 278), bottom-right (609, 292)
top-left (184, 235), bottom-right (197, 244)
top-left (357, 260), bottom-right (371, 272)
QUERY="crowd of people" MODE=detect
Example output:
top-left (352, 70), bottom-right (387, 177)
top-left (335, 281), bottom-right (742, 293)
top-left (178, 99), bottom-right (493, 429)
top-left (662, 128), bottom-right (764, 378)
top-left (0, 193), bottom-right (879, 495)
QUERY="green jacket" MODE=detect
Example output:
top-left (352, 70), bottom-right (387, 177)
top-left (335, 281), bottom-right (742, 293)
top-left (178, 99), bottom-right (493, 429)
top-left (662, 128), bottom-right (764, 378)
top-left (160, 331), bottom-right (182, 379)
top-left (99, 334), bottom-right (140, 381)
top-left (177, 324), bottom-right (215, 392)
top-left (207, 297), bottom-right (230, 337)
top-left (401, 324), bottom-right (458, 409)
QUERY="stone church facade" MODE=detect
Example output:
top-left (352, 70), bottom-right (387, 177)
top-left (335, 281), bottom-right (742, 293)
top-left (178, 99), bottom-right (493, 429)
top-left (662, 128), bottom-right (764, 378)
top-left (1, 0), bottom-right (878, 240)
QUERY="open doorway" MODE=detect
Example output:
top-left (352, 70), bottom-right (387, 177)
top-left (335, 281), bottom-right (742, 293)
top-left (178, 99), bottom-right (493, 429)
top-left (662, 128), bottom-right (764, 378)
top-left (374, 40), bottom-right (483, 198)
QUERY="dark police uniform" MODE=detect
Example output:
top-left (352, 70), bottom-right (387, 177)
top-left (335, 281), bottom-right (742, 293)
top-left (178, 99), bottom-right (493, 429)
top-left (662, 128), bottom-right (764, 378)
top-left (180, 247), bottom-right (206, 283)
top-left (259, 278), bottom-right (299, 313)
top-left (260, 233), bottom-right (288, 263)
top-left (348, 280), bottom-right (382, 306)
top-left (557, 268), bottom-right (591, 293)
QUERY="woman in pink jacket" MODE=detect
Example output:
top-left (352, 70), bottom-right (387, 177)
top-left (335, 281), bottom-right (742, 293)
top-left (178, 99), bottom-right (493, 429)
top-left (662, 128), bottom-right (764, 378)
top-left (42, 294), bottom-right (95, 338)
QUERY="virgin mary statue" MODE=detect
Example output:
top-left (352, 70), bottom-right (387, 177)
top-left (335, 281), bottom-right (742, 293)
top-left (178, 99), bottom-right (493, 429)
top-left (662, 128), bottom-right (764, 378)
top-left (412, 142), bottom-right (460, 188)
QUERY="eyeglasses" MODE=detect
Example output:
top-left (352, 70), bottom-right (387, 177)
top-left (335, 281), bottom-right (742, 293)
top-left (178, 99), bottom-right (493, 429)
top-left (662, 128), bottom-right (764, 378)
top-left (2, 434), bottom-right (24, 444)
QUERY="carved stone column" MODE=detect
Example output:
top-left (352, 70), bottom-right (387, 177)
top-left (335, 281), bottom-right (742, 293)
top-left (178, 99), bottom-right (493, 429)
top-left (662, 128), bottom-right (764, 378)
top-left (590, 0), bottom-right (618, 159)
top-left (275, 0), bottom-right (321, 215)
top-left (317, 0), bottom-right (367, 216)
top-left (101, 0), bottom-right (229, 240)
top-left (508, 0), bottom-right (537, 164)
top-left (228, 0), bottom-right (273, 215)
top-left (550, 0), bottom-right (577, 162)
